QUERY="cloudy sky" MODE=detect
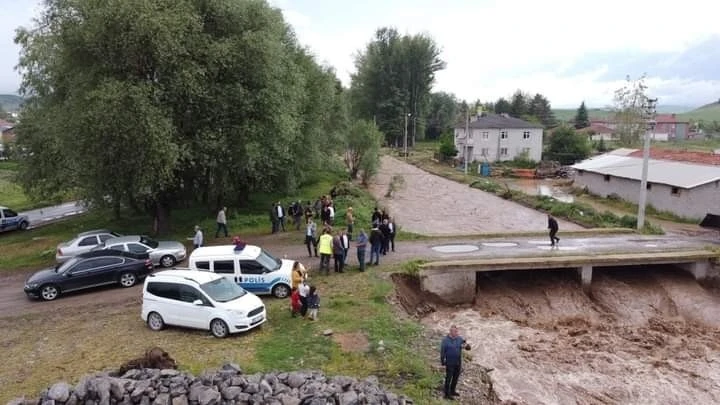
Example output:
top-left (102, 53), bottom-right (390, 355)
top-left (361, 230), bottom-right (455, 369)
top-left (2, 0), bottom-right (720, 108)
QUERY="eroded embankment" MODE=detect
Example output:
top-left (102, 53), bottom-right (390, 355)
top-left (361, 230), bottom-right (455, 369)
top-left (395, 266), bottom-right (720, 405)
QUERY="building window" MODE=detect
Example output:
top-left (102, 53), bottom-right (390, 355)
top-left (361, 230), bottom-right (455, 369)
top-left (500, 131), bottom-right (507, 139)
top-left (671, 187), bottom-right (680, 196)
top-left (500, 147), bottom-right (508, 156)
top-left (523, 131), bottom-right (530, 139)
top-left (646, 183), bottom-right (652, 190)
top-left (481, 148), bottom-right (489, 156)
top-left (482, 131), bottom-right (489, 139)
top-left (604, 175), bottom-right (610, 182)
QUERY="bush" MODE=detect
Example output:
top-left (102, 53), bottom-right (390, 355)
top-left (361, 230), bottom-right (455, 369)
top-left (438, 133), bottom-right (458, 162)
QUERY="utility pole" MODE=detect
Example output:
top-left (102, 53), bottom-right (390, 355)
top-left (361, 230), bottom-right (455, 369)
top-left (637, 97), bottom-right (657, 230)
top-left (404, 113), bottom-right (410, 160)
top-left (464, 108), bottom-right (469, 175)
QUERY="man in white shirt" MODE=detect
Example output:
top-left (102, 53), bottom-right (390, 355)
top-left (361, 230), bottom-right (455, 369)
top-left (328, 204), bottom-right (335, 226)
top-left (193, 225), bottom-right (203, 250)
top-left (215, 206), bottom-right (228, 238)
top-left (341, 229), bottom-right (350, 265)
top-left (298, 280), bottom-right (310, 318)
top-left (276, 201), bottom-right (286, 232)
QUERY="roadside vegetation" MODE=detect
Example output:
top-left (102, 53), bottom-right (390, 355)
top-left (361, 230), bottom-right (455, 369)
top-left (0, 161), bottom-right (72, 211)
top-left (0, 264), bottom-right (449, 404)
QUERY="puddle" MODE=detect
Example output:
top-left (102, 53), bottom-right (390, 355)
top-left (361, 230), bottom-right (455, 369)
top-left (537, 246), bottom-right (580, 251)
top-left (528, 240), bottom-right (552, 245)
top-left (645, 244), bottom-right (658, 247)
top-left (482, 242), bottom-right (519, 247)
top-left (507, 180), bottom-right (575, 203)
top-left (431, 244), bottom-right (480, 253)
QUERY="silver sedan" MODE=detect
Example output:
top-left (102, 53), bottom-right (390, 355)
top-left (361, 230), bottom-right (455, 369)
top-left (96, 235), bottom-right (187, 267)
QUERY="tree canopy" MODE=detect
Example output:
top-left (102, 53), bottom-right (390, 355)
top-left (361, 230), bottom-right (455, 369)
top-left (574, 101), bottom-right (590, 129)
top-left (15, 0), bottom-right (343, 232)
top-left (350, 27), bottom-right (445, 146)
top-left (545, 125), bottom-right (591, 165)
top-left (612, 74), bottom-right (650, 146)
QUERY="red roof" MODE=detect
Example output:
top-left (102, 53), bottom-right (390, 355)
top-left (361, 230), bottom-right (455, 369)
top-left (628, 148), bottom-right (720, 165)
top-left (655, 114), bottom-right (688, 124)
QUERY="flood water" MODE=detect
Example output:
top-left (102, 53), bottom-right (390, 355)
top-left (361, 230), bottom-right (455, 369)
top-left (503, 178), bottom-right (575, 203)
top-left (424, 265), bottom-right (720, 405)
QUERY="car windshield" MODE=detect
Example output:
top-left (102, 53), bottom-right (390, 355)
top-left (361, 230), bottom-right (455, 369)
top-left (200, 277), bottom-right (247, 303)
top-left (139, 236), bottom-right (159, 249)
top-left (256, 249), bottom-right (281, 271)
top-left (57, 257), bottom-right (80, 273)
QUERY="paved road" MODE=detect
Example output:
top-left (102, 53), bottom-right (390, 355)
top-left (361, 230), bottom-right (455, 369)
top-left (20, 201), bottom-right (86, 228)
top-left (1, 233), bottom-right (716, 319)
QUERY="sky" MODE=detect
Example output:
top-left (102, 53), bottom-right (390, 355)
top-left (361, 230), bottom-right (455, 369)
top-left (2, 0), bottom-right (720, 109)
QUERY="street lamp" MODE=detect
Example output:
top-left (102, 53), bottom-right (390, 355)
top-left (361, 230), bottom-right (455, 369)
top-left (636, 97), bottom-right (657, 230)
top-left (404, 113), bottom-right (411, 160)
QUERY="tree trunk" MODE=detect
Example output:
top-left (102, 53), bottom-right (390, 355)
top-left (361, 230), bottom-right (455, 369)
top-left (154, 201), bottom-right (171, 235)
top-left (113, 200), bottom-right (121, 220)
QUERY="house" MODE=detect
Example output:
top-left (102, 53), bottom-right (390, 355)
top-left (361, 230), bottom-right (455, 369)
top-left (652, 114), bottom-right (689, 141)
top-left (572, 149), bottom-right (720, 219)
top-left (578, 123), bottom-right (615, 141)
top-left (454, 113), bottom-right (544, 163)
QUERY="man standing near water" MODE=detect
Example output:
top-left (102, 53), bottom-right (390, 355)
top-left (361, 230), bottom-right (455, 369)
top-left (440, 325), bottom-right (471, 400)
top-left (548, 213), bottom-right (560, 247)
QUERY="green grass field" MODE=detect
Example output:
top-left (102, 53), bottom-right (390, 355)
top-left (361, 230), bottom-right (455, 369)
top-left (678, 102), bottom-right (720, 122)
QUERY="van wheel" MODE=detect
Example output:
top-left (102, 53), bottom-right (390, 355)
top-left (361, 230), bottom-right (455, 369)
top-left (210, 319), bottom-right (229, 338)
top-left (18, 221), bottom-right (28, 230)
top-left (147, 312), bottom-right (165, 331)
top-left (272, 284), bottom-right (290, 298)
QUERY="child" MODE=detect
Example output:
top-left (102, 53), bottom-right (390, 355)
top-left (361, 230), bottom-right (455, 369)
top-left (290, 288), bottom-right (302, 317)
top-left (307, 286), bottom-right (320, 321)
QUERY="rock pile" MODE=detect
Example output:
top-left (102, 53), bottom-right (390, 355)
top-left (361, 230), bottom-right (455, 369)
top-left (10, 363), bottom-right (414, 405)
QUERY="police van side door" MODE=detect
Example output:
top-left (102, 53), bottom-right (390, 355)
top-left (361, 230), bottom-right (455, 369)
top-left (210, 260), bottom-right (237, 285)
top-left (238, 260), bottom-right (269, 294)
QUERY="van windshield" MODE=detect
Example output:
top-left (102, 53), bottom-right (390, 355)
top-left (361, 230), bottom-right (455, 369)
top-left (257, 250), bottom-right (281, 271)
top-left (200, 277), bottom-right (247, 302)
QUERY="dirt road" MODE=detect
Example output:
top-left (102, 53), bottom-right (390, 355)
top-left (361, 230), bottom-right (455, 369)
top-left (369, 156), bottom-right (582, 235)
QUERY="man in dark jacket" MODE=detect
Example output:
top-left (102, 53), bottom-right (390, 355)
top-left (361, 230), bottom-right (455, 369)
top-left (332, 231), bottom-right (345, 273)
top-left (369, 226), bottom-right (383, 265)
top-left (440, 325), bottom-right (471, 400)
top-left (548, 213), bottom-right (559, 247)
top-left (379, 219), bottom-right (391, 255)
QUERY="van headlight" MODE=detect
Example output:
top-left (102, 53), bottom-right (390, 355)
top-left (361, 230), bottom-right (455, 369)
top-left (230, 310), bottom-right (247, 317)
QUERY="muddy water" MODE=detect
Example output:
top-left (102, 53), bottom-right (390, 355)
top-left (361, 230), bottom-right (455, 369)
top-left (423, 266), bottom-right (720, 405)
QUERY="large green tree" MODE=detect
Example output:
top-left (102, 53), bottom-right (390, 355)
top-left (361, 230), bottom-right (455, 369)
top-left (342, 119), bottom-right (383, 183)
top-left (424, 91), bottom-right (458, 140)
top-left (546, 125), bottom-right (592, 164)
top-left (528, 93), bottom-right (557, 128)
top-left (350, 27), bottom-right (445, 146)
top-left (574, 101), bottom-right (590, 129)
top-left (15, 0), bottom-right (341, 233)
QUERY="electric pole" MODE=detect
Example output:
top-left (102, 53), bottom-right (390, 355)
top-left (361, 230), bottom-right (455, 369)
top-left (637, 97), bottom-right (657, 230)
top-left (464, 108), bottom-right (469, 175)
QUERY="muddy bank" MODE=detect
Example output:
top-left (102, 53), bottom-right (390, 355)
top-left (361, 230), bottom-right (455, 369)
top-left (398, 266), bottom-right (720, 405)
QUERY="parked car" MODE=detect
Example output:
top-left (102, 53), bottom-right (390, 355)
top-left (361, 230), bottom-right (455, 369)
top-left (24, 250), bottom-right (153, 301)
top-left (141, 269), bottom-right (266, 338)
top-left (0, 206), bottom-right (29, 232)
top-left (187, 244), bottom-right (294, 298)
top-left (55, 229), bottom-right (123, 263)
top-left (96, 235), bottom-right (186, 268)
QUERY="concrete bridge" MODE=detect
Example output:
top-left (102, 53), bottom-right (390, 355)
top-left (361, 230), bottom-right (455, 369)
top-left (418, 237), bottom-right (719, 305)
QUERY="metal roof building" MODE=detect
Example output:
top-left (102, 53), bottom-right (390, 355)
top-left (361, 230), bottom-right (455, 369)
top-left (572, 154), bottom-right (720, 190)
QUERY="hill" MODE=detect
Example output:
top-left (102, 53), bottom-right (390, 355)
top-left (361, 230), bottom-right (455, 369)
top-left (0, 94), bottom-right (23, 112)
top-left (552, 108), bottom-right (613, 123)
top-left (679, 102), bottom-right (720, 122)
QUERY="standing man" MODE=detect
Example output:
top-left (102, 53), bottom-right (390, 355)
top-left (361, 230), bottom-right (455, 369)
top-left (548, 213), bottom-right (560, 247)
top-left (215, 206), bottom-right (228, 238)
top-left (369, 225), bottom-right (383, 266)
top-left (356, 229), bottom-right (368, 272)
top-left (192, 225), bottom-right (204, 250)
top-left (276, 201), bottom-right (286, 232)
top-left (270, 203), bottom-right (279, 234)
top-left (317, 229), bottom-right (333, 275)
top-left (332, 230), bottom-right (345, 273)
top-left (440, 325), bottom-right (471, 400)
top-left (345, 206), bottom-right (355, 240)
top-left (305, 218), bottom-right (318, 257)
top-left (293, 200), bottom-right (303, 230)
top-left (340, 229), bottom-right (350, 265)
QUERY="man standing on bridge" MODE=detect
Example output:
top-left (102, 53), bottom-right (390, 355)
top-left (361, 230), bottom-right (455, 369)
top-left (440, 325), bottom-right (471, 400)
top-left (548, 213), bottom-right (560, 247)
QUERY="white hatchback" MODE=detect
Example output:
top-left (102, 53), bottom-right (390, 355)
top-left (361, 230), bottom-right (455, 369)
top-left (141, 269), bottom-right (266, 338)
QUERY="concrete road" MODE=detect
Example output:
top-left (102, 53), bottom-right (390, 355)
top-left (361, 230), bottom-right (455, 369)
top-left (20, 201), bottom-right (87, 228)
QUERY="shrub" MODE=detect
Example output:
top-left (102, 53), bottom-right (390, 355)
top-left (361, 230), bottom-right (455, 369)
top-left (438, 133), bottom-right (458, 162)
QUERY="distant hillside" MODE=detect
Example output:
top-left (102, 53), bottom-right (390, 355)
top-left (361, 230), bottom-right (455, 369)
top-left (679, 102), bottom-right (720, 122)
top-left (552, 108), bottom-right (613, 123)
top-left (0, 94), bottom-right (23, 112)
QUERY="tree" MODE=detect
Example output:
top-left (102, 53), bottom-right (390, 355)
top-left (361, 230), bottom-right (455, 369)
top-left (424, 92), bottom-right (458, 140)
top-left (527, 93), bottom-right (557, 128)
top-left (574, 101), bottom-right (590, 129)
top-left (509, 90), bottom-right (530, 117)
top-left (438, 132), bottom-right (458, 162)
top-left (494, 98), bottom-right (511, 114)
top-left (344, 119), bottom-right (383, 181)
top-left (612, 74), bottom-right (650, 146)
top-left (350, 28), bottom-right (445, 146)
top-left (546, 125), bottom-right (591, 165)
top-left (15, 0), bottom-right (341, 233)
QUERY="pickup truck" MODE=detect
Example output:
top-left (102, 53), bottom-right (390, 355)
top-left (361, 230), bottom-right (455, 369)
top-left (0, 206), bottom-right (30, 232)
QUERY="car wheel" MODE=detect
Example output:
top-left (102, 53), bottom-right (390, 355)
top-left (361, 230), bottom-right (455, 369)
top-left (160, 255), bottom-right (176, 268)
top-left (210, 318), bottom-right (229, 338)
top-left (40, 284), bottom-right (60, 301)
top-left (147, 312), bottom-right (165, 331)
top-left (272, 283), bottom-right (290, 298)
top-left (18, 221), bottom-right (28, 230)
top-left (119, 272), bottom-right (137, 287)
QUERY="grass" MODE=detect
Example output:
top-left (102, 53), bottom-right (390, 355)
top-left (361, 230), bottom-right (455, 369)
top-left (572, 189), bottom-right (701, 224)
top-left (0, 267), bottom-right (449, 404)
top-left (0, 161), bottom-right (73, 211)
top-left (678, 103), bottom-right (720, 122)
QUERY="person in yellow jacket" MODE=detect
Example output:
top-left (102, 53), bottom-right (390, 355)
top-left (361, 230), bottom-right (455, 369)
top-left (317, 229), bottom-right (333, 275)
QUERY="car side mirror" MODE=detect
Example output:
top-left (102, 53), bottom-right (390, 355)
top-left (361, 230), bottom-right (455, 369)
top-left (192, 299), bottom-right (203, 306)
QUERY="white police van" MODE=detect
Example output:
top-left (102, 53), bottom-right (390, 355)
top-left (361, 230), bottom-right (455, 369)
top-left (188, 244), bottom-right (294, 298)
